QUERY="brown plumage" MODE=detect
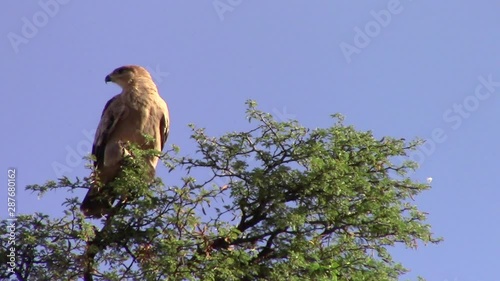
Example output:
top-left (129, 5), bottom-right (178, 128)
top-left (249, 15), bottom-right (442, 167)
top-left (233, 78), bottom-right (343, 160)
top-left (80, 65), bottom-right (170, 218)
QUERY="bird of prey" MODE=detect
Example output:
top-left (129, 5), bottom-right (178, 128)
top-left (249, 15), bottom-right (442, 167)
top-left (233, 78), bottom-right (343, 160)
top-left (80, 65), bottom-right (170, 218)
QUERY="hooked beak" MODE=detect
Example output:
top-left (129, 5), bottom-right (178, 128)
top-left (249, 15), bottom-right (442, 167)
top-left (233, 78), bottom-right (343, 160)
top-left (105, 75), bottom-right (112, 83)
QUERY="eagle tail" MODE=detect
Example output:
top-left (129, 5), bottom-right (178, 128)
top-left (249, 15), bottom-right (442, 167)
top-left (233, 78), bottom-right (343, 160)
top-left (80, 187), bottom-right (113, 218)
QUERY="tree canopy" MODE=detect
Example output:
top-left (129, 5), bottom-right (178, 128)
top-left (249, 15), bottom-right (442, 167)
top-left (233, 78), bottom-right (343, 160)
top-left (0, 101), bottom-right (441, 280)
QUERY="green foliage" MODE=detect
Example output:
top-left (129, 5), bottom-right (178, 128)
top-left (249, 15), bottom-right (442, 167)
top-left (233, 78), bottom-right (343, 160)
top-left (0, 101), bottom-right (441, 280)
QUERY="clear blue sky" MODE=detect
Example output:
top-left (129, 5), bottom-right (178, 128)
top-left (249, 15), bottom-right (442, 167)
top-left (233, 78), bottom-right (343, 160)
top-left (1, 1), bottom-right (499, 280)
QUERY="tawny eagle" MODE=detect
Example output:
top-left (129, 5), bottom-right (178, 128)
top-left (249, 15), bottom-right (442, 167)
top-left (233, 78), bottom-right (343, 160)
top-left (80, 65), bottom-right (169, 218)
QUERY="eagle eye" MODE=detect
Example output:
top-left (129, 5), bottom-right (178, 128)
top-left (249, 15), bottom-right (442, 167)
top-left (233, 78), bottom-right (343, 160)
top-left (115, 67), bottom-right (127, 74)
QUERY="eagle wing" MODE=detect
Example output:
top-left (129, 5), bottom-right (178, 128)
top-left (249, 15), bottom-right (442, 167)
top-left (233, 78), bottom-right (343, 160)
top-left (159, 102), bottom-right (170, 151)
top-left (81, 95), bottom-right (126, 218)
top-left (92, 95), bottom-right (121, 168)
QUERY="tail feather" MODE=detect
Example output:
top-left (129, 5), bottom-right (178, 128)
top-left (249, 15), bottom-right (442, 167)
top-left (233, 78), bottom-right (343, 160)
top-left (80, 187), bottom-right (113, 218)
